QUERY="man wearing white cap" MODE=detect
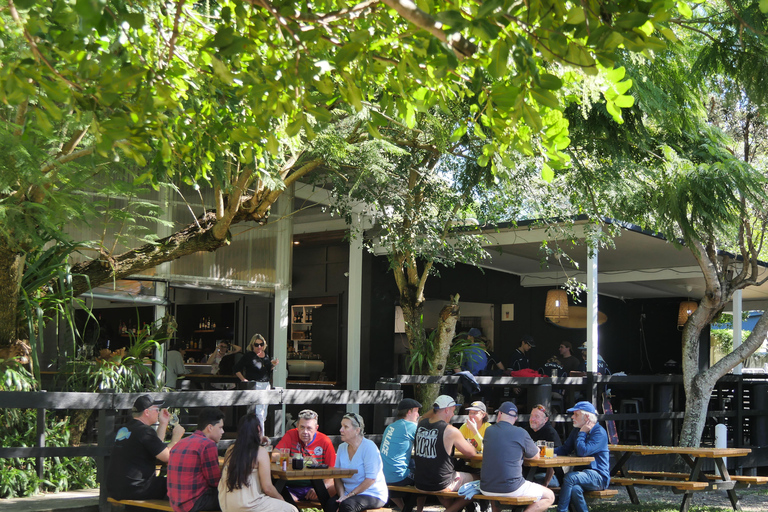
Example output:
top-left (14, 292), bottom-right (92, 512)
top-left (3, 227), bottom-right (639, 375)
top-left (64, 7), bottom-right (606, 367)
top-left (480, 402), bottom-right (555, 512)
top-left (413, 395), bottom-right (477, 512)
top-left (554, 402), bottom-right (610, 512)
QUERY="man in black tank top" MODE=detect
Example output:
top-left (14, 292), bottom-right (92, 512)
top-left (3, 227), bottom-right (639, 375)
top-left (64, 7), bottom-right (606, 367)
top-left (413, 395), bottom-right (478, 512)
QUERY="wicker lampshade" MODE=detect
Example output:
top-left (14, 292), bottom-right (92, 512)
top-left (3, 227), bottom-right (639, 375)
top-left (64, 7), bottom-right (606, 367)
top-left (545, 289), bottom-right (569, 323)
top-left (677, 301), bottom-right (698, 328)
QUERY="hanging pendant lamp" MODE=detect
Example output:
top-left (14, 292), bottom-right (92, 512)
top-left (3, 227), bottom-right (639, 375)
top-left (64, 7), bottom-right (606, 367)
top-left (677, 301), bottom-right (698, 328)
top-left (545, 289), bottom-right (569, 323)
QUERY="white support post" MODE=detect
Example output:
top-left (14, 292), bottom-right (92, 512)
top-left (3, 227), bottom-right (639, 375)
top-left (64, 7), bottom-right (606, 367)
top-left (733, 289), bottom-right (743, 375)
top-left (347, 216), bottom-right (364, 414)
top-left (586, 241), bottom-right (599, 374)
top-left (272, 190), bottom-right (293, 389)
top-left (153, 281), bottom-right (167, 385)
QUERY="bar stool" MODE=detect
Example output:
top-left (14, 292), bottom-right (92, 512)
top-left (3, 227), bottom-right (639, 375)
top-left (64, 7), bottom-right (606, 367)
top-left (620, 399), bottom-right (643, 444)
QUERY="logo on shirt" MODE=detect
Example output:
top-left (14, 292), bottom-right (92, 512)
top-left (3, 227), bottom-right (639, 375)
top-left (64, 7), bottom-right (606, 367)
top-left (115, 427), bottom-right (131, 441)
top-left (414, 427), bottom-right (438, 459)
top-left (313, 447), bottom-right (324, 457)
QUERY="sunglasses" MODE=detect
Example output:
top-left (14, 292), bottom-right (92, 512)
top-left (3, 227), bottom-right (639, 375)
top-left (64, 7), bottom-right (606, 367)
top-left (254, 343), bottom-right (265, 347)
top-left (298, 409), bottom-right (318, 420)
top-left (533, 404), bottom-right (549, 417)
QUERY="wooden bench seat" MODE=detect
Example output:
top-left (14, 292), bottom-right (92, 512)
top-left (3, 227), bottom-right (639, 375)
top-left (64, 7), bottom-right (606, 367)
top-left (387, 485), bottom-right (536, 506)
top-left (548, 487), bottom-right (617, 498)
top-left (627, 470), bottom-right (768, 485)
top-left (107, 498), bottom-right (175, 511)
top-left (611, 477), bottom-right (709, 490)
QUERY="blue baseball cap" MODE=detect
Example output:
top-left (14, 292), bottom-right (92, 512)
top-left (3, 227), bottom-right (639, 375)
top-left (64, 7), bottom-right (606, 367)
top-left (497, 401), bottom-right (518, 416)
top-left (566, 401), bottom-right (597, 415)
top-left (468, 327), bottom-right (482, 337)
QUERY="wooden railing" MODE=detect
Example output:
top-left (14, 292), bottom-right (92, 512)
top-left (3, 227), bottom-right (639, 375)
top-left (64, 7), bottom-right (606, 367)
top-left (0, 387), bottom-right (403, 511)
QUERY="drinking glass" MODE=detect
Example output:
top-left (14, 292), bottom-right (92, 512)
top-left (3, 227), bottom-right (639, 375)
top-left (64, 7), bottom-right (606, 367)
top-left (536, 440), bottom-right (546, 457)
top-left (545, 441), bottom-right (555, 458)
top-left (169, 413), bottom-right (180, 427)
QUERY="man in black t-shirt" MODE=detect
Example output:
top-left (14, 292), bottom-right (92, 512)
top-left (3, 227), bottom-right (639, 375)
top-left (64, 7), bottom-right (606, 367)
top-left (106, 395), bottom-right (185, 500)
top-left (507, 335), bottom-right (535, 372)
top-left (527, 404), bottom-right (563, 488)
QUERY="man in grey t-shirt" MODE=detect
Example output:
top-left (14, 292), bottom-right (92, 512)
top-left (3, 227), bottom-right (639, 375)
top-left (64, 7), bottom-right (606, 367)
top-left (480, 402), bottom-right (555, 512)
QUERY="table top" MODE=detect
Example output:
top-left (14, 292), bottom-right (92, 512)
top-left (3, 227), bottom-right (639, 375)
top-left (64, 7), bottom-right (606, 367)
top-left (608, 445), bottom-right (752, 457)
top-left (270, 463), bottom-right (357, 480)
top-left (455, 453), bottom-right (594, 467)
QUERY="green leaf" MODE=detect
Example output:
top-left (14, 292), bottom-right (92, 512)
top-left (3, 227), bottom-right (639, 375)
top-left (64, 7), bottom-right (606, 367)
top-left (450, 125), bottom-right (467, 142)
top-left (541, 162), bottom-right (554, 183)
top-left (614, 94), bottom-right (634, 108)
top-left (678, 1), bottom-right (692, 18)
top-left (538, 74), bottom-right (562, 90)
top-left (210, 57), bottom-right (235, 84)
top-left (566, 8), bottom-right (586, 25)
top-left (435, 10), bottom-right (467, 29)
top-left (530, 88), bottom-right (559, 109)
top-left (761, 0), bottom-right (768, 12)
top-left (286, 117), bottom-right (304, 137)
top-left (522, 103), bottom-right (543, 132)
top-left (266, 135), bottom-right (279, 155)
top-left (334, 42), bottom-right (363, 67)
top-left (489, 40), bottom-right (509, 80)
top-left (473, 123), bottom-right (486, 140)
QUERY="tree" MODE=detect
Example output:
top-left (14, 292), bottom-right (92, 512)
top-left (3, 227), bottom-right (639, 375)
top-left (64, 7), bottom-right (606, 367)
top-left (1, 0), bottom-right (689, 363)
top-left (560, 0), bottom-right (768, 446)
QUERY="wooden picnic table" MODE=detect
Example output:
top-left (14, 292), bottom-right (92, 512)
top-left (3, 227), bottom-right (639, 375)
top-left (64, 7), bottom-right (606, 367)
top-left (609, 444), bottom-right (752, 512)
top-left (455, 452), bottom-right (595, 480)
top-left (270, 463), bottom-right (357, 512)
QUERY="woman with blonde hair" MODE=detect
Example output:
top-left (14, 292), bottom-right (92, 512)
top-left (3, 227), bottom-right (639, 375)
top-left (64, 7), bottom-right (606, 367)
top-left (234, 334), bottom-right (278, 429)
top-left (331, 413), bottom-right (388, 512)
top-left (219, 414), bottom-right (297, 512)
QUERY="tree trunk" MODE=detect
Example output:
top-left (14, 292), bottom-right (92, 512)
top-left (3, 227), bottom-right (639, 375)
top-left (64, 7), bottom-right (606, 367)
top-left (68, 409), bottom-right (92, 447)
top-left (678, 370), bottom-right (716, 447)
top-left (0, 244), bottom-right (25, 345)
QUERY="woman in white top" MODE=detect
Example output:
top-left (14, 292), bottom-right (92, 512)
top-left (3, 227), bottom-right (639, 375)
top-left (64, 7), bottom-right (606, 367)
top-left (219, 414), bottom-right (297, 512)
top-left (332, 413), bottom-right (388, 512)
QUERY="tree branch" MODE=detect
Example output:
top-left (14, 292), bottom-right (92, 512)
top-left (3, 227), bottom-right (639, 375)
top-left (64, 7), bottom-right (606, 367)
top-left (380, 0), bottom-right (477, 58)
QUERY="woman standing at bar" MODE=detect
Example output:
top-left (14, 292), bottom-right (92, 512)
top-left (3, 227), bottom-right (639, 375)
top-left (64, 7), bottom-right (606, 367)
top-left (331, 413), bottom-right (388, 512)
top-left (234, 334), bottom-right (278, 430)
top-left (219, 413), bottom-right (297, 512)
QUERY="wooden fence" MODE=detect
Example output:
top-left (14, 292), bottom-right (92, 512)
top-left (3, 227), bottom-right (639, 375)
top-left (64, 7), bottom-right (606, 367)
top-left (0, 387), bottom-right (403, 511)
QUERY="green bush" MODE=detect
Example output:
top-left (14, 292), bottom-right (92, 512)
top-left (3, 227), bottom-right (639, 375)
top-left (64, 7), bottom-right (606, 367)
top-left (0, 360), bottom-right (97, 498)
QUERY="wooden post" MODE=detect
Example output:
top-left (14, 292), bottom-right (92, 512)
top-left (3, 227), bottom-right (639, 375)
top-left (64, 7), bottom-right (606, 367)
top-left (98, 390), bottom-right (116, 512)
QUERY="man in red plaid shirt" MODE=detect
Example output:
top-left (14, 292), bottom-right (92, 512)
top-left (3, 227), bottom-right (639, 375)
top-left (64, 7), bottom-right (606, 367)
top-left (168, 408), bottom-right (225, 512)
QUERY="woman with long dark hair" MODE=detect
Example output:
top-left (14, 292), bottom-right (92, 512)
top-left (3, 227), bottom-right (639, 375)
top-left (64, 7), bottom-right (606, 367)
top-left (218, 414), bottom-right (297, 512)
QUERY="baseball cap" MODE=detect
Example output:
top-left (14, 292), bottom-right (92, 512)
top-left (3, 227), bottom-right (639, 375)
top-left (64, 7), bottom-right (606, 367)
top-left (468, 327), bottom-right (482, 338)
top-left (567, 401), bottom-right (597, 415)
top-left (465, 401), bottom-right (487, 414)
top-left (522, 334), bottom-right (536, 348)
top-left (397, 398), bottom-right (422, 410)
top-left (578, 343), bottom-right (587, 351)
top-left (433, 395), bottom-right (457, 409)
top-left (132, 395), bottom-right (164, 413)
top-left (497, 401), bottom-right (518, 416)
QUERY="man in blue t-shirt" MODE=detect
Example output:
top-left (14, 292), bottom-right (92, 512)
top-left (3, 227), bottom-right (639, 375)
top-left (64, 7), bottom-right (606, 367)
top-left (380, 398), bottom-right (422, 509)
top-left (554, 402), bottom-right (611, 512)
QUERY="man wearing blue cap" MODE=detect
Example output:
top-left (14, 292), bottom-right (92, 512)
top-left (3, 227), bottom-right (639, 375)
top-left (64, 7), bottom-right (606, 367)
top-left (554, 402), bottom-right (610, 512)
top-left (480, 402), bottom-right (555, 512)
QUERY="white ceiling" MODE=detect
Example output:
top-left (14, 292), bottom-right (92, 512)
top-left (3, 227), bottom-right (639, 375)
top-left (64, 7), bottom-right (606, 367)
top-left (291, 185), bottom-right (768, 311)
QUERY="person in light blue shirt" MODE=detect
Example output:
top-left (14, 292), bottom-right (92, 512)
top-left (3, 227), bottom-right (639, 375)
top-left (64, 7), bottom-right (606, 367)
top-left (380, 399), bottom-right (421, 485)
top-left (380, 398), bottom-right (421, 510)
top-left (332, 413), bottom-right (388, 512)
top-left (554, 402), bottom-right (610, 512)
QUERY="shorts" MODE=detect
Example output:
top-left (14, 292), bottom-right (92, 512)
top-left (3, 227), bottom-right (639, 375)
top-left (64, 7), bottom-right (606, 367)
top-left (481, 480), bottom-right (548, 501)
top-left (286, 486), bottom-right (314, 500)
top-left (446, 472), bottom-right (478, 491)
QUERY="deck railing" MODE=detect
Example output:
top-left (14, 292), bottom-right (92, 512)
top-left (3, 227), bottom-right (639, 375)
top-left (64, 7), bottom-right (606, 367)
top-left (0, 387), bottom-right (403, 511)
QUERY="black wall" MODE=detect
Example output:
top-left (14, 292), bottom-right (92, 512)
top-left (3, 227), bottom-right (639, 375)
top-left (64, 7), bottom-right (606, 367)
top-left (293, 244), bottom-right (710, 389)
